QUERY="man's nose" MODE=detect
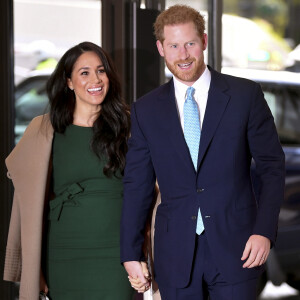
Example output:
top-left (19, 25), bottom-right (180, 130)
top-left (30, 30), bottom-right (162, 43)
top-left (178, 46), bottom-right (189, 60)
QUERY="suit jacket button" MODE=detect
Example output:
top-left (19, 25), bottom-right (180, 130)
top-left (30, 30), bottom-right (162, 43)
top-left (191, 216), bottom-right (197, 220)
top-left (197, 188), bottom-right (204, 193)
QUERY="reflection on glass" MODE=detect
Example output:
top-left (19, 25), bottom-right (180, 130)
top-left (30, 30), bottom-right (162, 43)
top-left (264, 87), bottom-right (300, 145)
top-left (14, 0), bottom-right (101, 143)
top-left (15, 74), bottom-right (50, 143)
top-left (222, 0), bottom-right (297, 71)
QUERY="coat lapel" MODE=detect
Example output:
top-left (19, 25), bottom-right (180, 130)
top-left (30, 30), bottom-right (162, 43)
top-left (197, 69), bottom-right (230, 171)
top-left (157, 80), bottom-right (195, 170)
top-left (6, 115), bottom-right (54, 198)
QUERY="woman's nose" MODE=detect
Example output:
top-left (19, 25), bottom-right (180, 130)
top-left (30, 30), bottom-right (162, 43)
top-left (93, 72), bottom-right (102, 83)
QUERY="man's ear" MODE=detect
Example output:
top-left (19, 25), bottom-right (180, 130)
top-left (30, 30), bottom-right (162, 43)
top-left (156, 40), bottom-right (165, 57)
top-left (202, 33), bottom-right (208, 51)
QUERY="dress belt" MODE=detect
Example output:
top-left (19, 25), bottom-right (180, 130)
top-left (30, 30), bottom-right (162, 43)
top-left (49, 178), bottom-right (114, 221)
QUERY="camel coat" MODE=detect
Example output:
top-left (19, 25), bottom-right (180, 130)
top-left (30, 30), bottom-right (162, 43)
top-left (3, 115), bottom-right (53, 300)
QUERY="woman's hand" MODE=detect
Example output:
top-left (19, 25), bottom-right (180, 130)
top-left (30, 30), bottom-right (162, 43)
top-left (40, 270), bottom-right (49, 295)
top-left (128, 262), bottom-right (151, 293)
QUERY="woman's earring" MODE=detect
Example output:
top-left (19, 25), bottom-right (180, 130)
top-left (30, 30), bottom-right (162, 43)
top-left (65, 87), bottom-right (73, 93)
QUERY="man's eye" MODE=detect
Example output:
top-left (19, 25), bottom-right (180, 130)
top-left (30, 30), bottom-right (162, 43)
top-left (170, 45), bottom-right (177, 48)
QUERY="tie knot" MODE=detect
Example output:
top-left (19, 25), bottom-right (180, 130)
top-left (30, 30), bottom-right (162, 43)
top-left (186, 87), bottom-right (195, 100)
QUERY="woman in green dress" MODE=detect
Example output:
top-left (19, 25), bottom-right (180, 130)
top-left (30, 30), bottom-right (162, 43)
top-left (41, 42), bottom-right (133, 299)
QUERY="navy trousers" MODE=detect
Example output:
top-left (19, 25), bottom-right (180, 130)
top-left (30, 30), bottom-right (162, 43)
top-left (158, 233), bottom-right (258, 300)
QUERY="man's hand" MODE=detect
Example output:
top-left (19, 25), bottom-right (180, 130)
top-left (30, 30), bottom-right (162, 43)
top-left (241, 234), bottom-right (271, 268)
top-left (128, 262), bottom-right (151, 293)
top-left (124, 261), bottom-right (150, 293)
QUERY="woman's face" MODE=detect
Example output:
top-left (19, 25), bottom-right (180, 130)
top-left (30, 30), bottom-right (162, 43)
top-left (67, 51), bottom-right (110, 111)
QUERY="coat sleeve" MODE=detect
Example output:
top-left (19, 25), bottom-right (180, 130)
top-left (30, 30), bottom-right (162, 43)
top-left (248, 83), bottom-right (285, 244)
top-left (3, 115), bottom-right (53, 300)
top-left (3, 189), bottom-right (22, 282)
top-left (120, 102), bottom-right (156, 263)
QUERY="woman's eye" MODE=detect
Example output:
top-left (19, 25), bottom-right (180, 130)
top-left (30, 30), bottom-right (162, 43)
top-left (81, 71), bottom-right (88, 75)
top-left (98, 69), bottom-right (105, 73)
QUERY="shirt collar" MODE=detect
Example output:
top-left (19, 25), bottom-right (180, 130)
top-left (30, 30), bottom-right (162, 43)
top-left (173, 66), bottom-right (211, 98)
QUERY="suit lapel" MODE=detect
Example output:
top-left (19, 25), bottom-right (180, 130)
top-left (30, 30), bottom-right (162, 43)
top-left (157, 69), bottom-right (231, 172)
top-left (158, 80), bottom-right (195, 170)
top-left (197, 69), bottom-right (230, 171)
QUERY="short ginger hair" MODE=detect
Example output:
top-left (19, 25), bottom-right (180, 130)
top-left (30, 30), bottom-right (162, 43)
top-left (154, 5), bottom-right (206, 42)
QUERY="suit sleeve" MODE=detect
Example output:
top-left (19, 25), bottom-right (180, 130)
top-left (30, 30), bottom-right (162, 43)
top-left (120, 102), bottom-right (156, 263)
top-left (247, 83), bottom-right (285, 244)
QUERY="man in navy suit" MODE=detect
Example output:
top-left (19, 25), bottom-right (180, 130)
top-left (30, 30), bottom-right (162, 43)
top-left (120, 5), bottom-right (285, 300)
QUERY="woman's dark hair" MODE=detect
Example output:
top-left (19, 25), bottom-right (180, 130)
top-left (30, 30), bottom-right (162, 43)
top-left (47, 41), bottom-right (130, 177)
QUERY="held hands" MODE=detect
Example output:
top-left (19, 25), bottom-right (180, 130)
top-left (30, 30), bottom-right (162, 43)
top-left (241, 234), bottom-right (271, 268)
top-left (40, 269), bottom-right (49, 295)
top-left (124, 261), bottom-right (151, 293)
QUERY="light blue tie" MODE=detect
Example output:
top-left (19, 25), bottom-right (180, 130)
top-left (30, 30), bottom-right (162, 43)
top-left (184, 87), bottom-right (204, 235)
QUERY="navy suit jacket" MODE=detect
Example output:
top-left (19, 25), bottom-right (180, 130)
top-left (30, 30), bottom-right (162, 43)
top-left (120, 67), bottom-right (285, 288)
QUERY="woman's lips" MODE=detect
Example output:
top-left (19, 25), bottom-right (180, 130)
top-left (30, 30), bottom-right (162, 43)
top-left (87, 87), bottom-right (103, 92)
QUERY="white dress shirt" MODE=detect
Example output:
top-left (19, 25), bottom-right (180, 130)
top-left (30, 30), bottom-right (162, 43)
top-left (173, 66), bottom-right (211, 131)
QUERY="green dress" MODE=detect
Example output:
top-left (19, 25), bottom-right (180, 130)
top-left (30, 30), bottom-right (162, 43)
top-left (46, 124), bottom-right (134, 300)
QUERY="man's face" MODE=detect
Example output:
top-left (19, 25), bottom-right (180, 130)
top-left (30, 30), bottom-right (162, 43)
top-left (156, 22), bottom-right (207, 86)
